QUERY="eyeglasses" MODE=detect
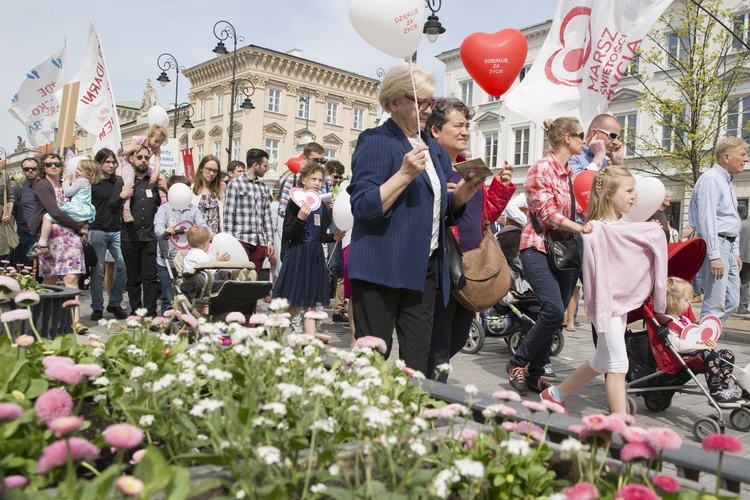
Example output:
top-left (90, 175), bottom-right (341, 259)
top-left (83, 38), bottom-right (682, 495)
top-left (404, 95), bottom-right (438, 112)
top-left (43, 162), bottom-right (62, 168)
top-left (595, 129), bottom-right (620, 141)
top-left (134, 155), bottom-right (151, 161)
top-left (203, 167), bottom-right (218, 174)
top-left (331, 175), bottom-right (343, 180)
top-left (23, 167), bottom-right (38, 172)
top-left (569, 132), bottom-right (585, 140)
top-left (311, 158), bottom-right (327, 165)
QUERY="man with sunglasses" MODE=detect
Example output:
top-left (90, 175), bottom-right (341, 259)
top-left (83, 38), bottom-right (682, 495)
top-left (569, 113), bottom-right (624, 175)
top-left (11, 157), bottom-right (40, 268)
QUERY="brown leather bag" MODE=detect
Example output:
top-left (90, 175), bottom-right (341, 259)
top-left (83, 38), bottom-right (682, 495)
top-left (452, 225), bottom-right (512, 312)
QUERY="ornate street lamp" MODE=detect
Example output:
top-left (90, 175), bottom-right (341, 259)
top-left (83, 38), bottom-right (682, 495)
top-left (212, 20), bottom-right (245, 162)
top-left (156, 53), bottom-right (184, 138)
top-left (0, 147), bottom-right (7, 164)
top-left (296, 88), bottom-right (314, 149)
top-left (177, 103), bottom-right (195, 149)
top-left (423, 0), bottom-right (445, 43)
top-left (236, 78), bottom-right (256, 110)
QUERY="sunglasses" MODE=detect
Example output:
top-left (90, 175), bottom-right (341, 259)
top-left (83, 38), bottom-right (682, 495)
top-left (23, 167), bottom-right (38, 172)
top-left (43, 162), bottom-right (62, 168)
top-left (331, 175), bottom-right (343, 180)
top-left (134, 154), bottom-right (151, 161)
top-left (404, 94), bottom-right (438, 112)
top-left (596, 129), bottom-right (620, 141)
top-left (311, 158), bottom-right (327, 165)
top-left (569, 132), bottom-right (585, 140)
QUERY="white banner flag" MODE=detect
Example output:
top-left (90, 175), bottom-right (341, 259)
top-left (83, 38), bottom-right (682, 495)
top-left (7, 47), bottom-right (66, 148)
top-left (71, 22), bottom-right (121, 153)
top-left (506, 0), bottom-right (672, 127)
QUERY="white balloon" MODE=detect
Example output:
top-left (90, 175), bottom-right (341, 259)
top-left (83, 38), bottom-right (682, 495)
top-left (743, 363), bottom-right (750, 391)
top-left (147, 105), bottom-right (170, 129)
top-left (349, 0), bottom-right (425, 59)
top-left (168, 183), bottom-right (192, 211)
top-left (626, 175), bottom-right (666, 223)
top-left (65, 155), bottom-right (88, 177)
top-left (333, 190), bottom-right (354, 231)
top-left (210, 233), bottom-right (250, 262)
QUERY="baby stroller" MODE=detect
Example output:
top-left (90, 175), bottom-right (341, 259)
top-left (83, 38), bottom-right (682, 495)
top-left (624, 237), bottom-right (750, 441)
top-left (462, 226), bottom-right (565, 358)
top-left (158, 232), bottom-right (273, 321)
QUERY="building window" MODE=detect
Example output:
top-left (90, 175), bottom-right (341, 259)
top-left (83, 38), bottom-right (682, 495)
top-left (665, 33), bottom-right (689, 69)
top-left (353, 107), bottom-right (365, 130)
top-left (298, 96), bottom-right (310, 119)
top-left (733, 13), bottom-right (750, 52)
top-left (326, 102), bottom-right (339, 124)
top-left (196, 144), bottom-right (204, 162)
top-left (616, 112), bottom-right (638, 157)
top-left (513, 128), bottom-right (530, 166)
top-left (542, 128), bottom-right (551, 154)
top-left (265, 138), bottom-right (279, 166)
top-left (460, 80), bottom-right (474, 106)
top-left (267, 88), bottom-right (281, 113)
top-left (215, 93), bottom-right (223, 115)
top-left (325, 148), bottom-right (337, 160)
top-left (727, 96), bottom-right (750, 139)
top-left (233, 138), bottom-right (241, 161)
top-left (213, 140), bottom-right (222, 159)
top-left (484, 132), bottom-right (499, 169)
top-left (199, 99), bottom-right (205, 120)
top-left (624, 55), bottom-right (640, 76)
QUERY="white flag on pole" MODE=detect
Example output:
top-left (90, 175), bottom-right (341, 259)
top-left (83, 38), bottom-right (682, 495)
top-left (71, 22), bottom-right (121, 153)
top-left (7, 47), bottom-right (66, 148)
top-left (506, 0), bottom-right (672, 127)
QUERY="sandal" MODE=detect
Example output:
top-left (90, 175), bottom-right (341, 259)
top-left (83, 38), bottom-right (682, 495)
top-left (74, 321), bottom-right (89, 335)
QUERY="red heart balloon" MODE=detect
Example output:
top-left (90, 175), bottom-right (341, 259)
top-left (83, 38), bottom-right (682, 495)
top-left (286, 154), bottom-right (305, 174)
top-left (573, 170), bottom-right (597, 213)
top-left (460, 29), bottom-right (528, 98)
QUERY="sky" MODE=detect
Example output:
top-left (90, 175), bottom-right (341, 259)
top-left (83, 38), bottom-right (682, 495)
top-left (0, 0), bottom-right (559, 156)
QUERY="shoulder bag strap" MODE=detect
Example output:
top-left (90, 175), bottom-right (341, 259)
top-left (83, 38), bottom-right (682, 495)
top-left (529, 173), bottom-right (577, 235)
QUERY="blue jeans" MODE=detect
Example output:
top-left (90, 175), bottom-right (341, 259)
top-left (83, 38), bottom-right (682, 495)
top-left (157, 264), bottom-right (178, 314)
top-left (88, 230), bottom-right (126, 312)
top-left (699, 238), bottom-right (740, 323)
top-left (512, 248), bottom-right (577, 378)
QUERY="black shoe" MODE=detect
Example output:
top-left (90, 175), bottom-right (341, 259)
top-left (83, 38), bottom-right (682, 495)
top-left (506, 360), bottom-right (529, 395)
top-left (90, 310), bottom-right (103, 321)
top-left (712, 389), bottom-right (745, 409)
top-left (106, 305), bottom-right (128, 320)
top-left (527, 376), bottom-right (553, 393)
top-left (332, 312), bottom-right (349, 323)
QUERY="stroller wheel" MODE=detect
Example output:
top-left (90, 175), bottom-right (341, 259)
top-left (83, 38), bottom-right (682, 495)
top-left (550, 331), bottom-right (565, 357)
top-left (461, 316), bottom-right (485, 355)
top-left (693, 417), bottom-right (722, 442)
top-left (626, 396), bottom-right (638, 416)
top-left (729, 407), bottom-right (750, 432)
top-left (508, 331), bottom-right (524, 356)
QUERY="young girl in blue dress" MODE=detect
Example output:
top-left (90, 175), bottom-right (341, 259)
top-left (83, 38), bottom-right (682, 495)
top-left (273, 163), bottom-right (345, 334)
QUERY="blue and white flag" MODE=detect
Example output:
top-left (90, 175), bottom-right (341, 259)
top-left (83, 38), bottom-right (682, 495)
top-left (8, 47), bottom-right (66, 147)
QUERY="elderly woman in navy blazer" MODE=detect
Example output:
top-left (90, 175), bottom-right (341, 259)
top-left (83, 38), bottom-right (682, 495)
top-left (347, 63), bottom-right (480, 373)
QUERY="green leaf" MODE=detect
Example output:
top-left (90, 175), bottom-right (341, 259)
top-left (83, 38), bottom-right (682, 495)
top-left (26, 378), bottom-right (49, 399)
top-left (165, 466), bottom-right (191, 500)
top-left (134, 445), bottom-right (173, 496)
top-left (92, 464), bottom-right (121, 498)
top-left (324, 487), bottom-right (357, 500)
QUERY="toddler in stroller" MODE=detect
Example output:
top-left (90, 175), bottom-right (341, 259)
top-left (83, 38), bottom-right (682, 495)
top-left (663, 277), bottom-right (746, 408)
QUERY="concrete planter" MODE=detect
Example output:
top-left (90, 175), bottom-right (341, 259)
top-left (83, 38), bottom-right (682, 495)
top-left (31, 285), bottom-right (81, 339)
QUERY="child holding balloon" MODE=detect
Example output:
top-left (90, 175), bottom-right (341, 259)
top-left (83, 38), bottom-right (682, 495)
top-left (121, 124), bottom-right (169, 222)
top-left (273, 163), bottom-right (345, 334)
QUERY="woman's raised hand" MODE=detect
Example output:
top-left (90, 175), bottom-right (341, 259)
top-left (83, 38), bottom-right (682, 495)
top-left (495, 161), bottom-right (514, 185)
top-left (399, 144), bottom-right (430, 181)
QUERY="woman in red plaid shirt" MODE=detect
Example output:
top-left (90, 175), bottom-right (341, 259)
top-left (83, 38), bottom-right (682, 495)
top-left (506, 117), bottom-right (594, 396)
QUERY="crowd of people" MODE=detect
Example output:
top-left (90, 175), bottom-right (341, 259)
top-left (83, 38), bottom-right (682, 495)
top-left (2, 61), bottom-right (749, 415)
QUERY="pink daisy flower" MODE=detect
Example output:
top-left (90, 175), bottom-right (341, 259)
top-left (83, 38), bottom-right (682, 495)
top-left (131, 448), bottom-right (146, 464)
top-left (0, 402), bottom-right (24, 420)
top-left (622, 426), bottom-right (649, 443)
top-left (38, 437), bottom-right (99, 473)
top-left (652, 474), bottom-right (680, 493)
top-left (620, 442), bottom-right (657, 462)
top-left (125, 315), bottom-right (141, 324)
top-left (14, 334), bottom-right (35, 347)
top-left (42, 355), bottom-right (75, 368)
top-left (702, 433), bottom-right (743, 453)
top-left (453, 428), bottom-right (479, 449)
top-left (150, 316), bottom-right (168, 326)
top-left (75, 364), bottom-right (104, 378)
top-left (646, 427), bottom-right (682, 451)
top-left (613, 483), bottom-right (657, 500)
top-left (62, 299), bottom-right (80, 309)
top-left (0, 275), bottom-right (21, 295)
top-left (115, 475), bottom-right (144, 496)
top-left (45, 363), bottom-right (84, 385)
top-left (354, 336), bottom-right (387, 353)
top-left (522, 400), bottom-right (547, 413)
top-left (582, 414), bottom-right (610, 431)
top-left (34, 388), bottom-right (73, 423)
top-left (248, 313), bottom-right (268, 324)
top-left (226, 311), bottom-right (246, 323)
top-left (104, 423), bottom-right (144, 449)
top-left (516, 421), bottom-right (545, 441)
top-left (14, 290), bottom-right (40, 306)
top-left (541, 399), bottom-right (566, 414)
top-left (0, 309), bottom-right (31, 322)
top-left (304, 310), bottom-right (328, 320)
top-left (163, 310), bottom-right (179, 318)
top-left (0, 475), bottom-right (28, 493)
top-left (492, 389), bottom-right (522, 402)
top-left (315, 333), bottom-right (332, 343)
top-left (501, 421), bottom-right (517, 432)
top-left (47, 416), bottom-right (83, 436)
top-left (564, 482), bottom-right (600, 500)
top-left (180, 313), bottom-right (199, 328)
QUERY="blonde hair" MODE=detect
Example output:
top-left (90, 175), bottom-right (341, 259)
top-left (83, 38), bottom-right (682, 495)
top-left (543, 117), bottom-right (581, 151)
top-left (585, 166), bottom-right (634, 222)
top-left (187, 226), bottom-right (211, 249)
top-left (666, 277), bottom-right (694, 315)
top-left (77, 159), bottom-right (101, 185)
top-left (378, 63), bottom-right (436, 113)
top-left (146, 124), bottom-right (169, 147)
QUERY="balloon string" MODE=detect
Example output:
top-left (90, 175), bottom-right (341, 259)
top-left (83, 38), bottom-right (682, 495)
top-left (407, 59), bottom-right (423, 145)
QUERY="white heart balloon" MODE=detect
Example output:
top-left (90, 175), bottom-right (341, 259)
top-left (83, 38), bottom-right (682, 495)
top-left (349, 0), bottom-right (425, 59)
top-left (168, 183), bottom-right (193, 211)
top-left (625, 175), bottom-right (666, 223)
top-left (147, 105), bottom-right (170, 129)
top-left (333, 190), bottom-right (354, 231)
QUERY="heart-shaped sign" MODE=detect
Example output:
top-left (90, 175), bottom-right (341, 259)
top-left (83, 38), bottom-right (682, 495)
top-left (290, 188), bottom-right (321, 211)
top-left (680, 315), bottom-right (722, 345)
top-left (460, 29), bottom-right (528, 98)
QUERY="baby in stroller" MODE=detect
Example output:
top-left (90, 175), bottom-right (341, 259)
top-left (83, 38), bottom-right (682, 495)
top-left (183, 226), bottom-right (254, 289)
top-left (664, 277), bottom-right (746, 408)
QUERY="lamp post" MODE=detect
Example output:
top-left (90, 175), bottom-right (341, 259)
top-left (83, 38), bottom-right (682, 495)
top-left (0, 147), bottom-right (7, 164)
top-left (236, 78), bottom-right (257, 111)
top-left (297, 88), bottom-right (314, 150)
top-left (412, 0), bottom-right (445, 62)
top-left (212, 20), bottom-right (245, 163)
top-left (156, 53), bottom-right (184, 138)
top-left (177, 103), bottom-right (195, 149)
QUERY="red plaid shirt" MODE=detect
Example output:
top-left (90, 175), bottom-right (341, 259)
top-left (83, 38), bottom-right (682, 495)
top-left (520, 151), bottom-right (584, 252)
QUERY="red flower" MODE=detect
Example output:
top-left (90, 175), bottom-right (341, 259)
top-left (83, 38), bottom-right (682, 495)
top-left (652, 474), bottom-right (680, 493)
top-left (620, 442), bottom-right (657, 462)
top-left (702, 433), bottom-right (743, 453)
top-left (614, 484), bottom-right (657, 500)
top-left (564, 482), bottom-right (599, 500)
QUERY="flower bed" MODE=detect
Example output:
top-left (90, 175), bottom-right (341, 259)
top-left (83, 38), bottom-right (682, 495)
top-left (0, 298), bottom-right (745, 498)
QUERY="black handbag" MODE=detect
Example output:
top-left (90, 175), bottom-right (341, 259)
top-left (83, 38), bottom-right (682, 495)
top-left (445, 227), bottom-right (467, 292)
top-left (530, 177), bottom-right (581, 274)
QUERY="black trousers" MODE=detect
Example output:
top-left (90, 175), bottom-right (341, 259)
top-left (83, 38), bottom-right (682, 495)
top-left (427, 296), bottom-right (475, 382)
top-left (351, 258), bottom-right (437, 374)
top-left (122, 239), bottom-right (158, 315)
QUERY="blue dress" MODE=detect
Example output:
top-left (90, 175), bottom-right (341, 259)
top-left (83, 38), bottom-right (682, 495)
top-left (60, 178), bottom-right (96, 224)
top-left (272, 202), bottom-right (333, 308)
